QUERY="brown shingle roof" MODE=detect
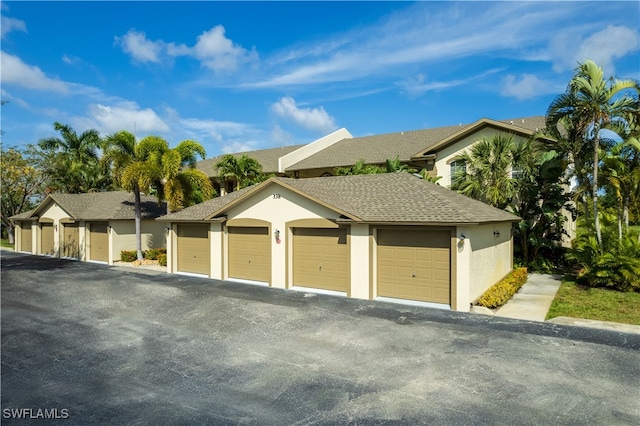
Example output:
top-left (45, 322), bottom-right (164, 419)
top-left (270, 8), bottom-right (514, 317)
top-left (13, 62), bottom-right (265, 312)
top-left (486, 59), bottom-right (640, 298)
top-left (156, 186), bottom-right (254, 221)
top-left (286, 116), bottom-right (546, 171)
top-left (196, 144), bottom-right (306, 177)
top-left (159, 173), bottom-right (519, 225)
top-left (21, 192), bottom-right (167, 221)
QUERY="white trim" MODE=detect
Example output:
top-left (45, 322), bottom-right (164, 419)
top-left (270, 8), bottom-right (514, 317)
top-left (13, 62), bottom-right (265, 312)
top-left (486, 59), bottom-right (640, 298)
top-left (375, 296), bottom-right (451, 311)
top-left (176, 271), bottom-right (209, 278)
top-left (290, 286), bottom-right (347, 297)
top-left (86, 260), bottom-right (108, 265)
top-left (227, 278), bottom-right (269, 287)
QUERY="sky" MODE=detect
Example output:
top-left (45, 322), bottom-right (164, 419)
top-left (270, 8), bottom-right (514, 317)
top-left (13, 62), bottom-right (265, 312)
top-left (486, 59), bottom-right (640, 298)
top-left (1, 1), bottom-right (639, 158)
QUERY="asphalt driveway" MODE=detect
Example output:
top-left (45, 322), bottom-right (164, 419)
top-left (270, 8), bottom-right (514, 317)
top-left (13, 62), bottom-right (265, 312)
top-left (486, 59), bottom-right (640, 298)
top-left (2, 251), bottom-right (639, 425)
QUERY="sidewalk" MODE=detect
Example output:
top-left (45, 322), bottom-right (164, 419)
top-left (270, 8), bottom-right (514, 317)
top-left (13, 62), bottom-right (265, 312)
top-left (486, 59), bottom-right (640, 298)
top-left (491, 273), bottom-right (640, 335)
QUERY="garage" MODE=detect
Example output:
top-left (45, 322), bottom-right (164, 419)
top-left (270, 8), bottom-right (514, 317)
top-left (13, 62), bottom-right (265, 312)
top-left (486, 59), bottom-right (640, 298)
top-left (89, 222), bottom-right (109, 262)
top-left (228, 226), bottom-right (270, 283)
top-left (62, 222), bottom-right (80, 258)
top-left (292, 227), bottom-right (349, 292)
top-left (377, 229), bottom-right (451, 304)
top-left (177, 223), bottom-right (210, 276)
top-left (40, 222), bottom-right (55, 255)
top-left (20, 222), bottom-right (33, 253)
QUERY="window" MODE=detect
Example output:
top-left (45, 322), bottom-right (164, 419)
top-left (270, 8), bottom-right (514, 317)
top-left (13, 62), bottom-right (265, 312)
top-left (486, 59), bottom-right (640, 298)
top-left (450, 160), bottom-right (466, 185)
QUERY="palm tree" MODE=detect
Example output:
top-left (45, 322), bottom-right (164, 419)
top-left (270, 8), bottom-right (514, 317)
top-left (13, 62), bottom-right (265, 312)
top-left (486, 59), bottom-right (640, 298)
top-left (161, 140), bottom-right (213, 213)
top-left (450, 134), bottom-right (523, 209)
top-left (335, 159), bottom-right (384, 175)
top-left (102, 131), bottom-right (165, 261)
top-left (215, 154), bottom-right (263, 191)
top-left (546, 60), bottom-right (640, 246)
top-left (384, 156), bottom-right (414, 173)
top-left (38, 122), bottom-right (105, 193)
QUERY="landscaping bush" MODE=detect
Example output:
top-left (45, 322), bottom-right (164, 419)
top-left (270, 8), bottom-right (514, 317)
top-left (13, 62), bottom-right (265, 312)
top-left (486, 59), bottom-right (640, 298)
top-left (120, 250), bottom-right (137, 262)
top-left (144, 247), bottom-right (166, 260)
top-left (475, 267), bottom-right (528, 309)
top-left (566, 231), bottom-right (640, 292)
top-left (157, 253), bottom-right (167, 267)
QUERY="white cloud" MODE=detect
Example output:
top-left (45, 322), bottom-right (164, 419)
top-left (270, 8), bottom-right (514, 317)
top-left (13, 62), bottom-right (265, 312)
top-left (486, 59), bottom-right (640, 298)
top-left (398, 69), bottom-right (502, 98)
top-left (86, 102), bottom-right (169, 134)
top-left (0, 51), bottom-right (68, 93)
top-left (270, 125), bottom-right (295, 146)
top-left (271, 96), bottom-right (337, 134)
top-left (221, 141), bottom-right (261, 154)
top-left (550, 25), bottom-right (640, 73)
top-left (116, 29), bottom-right (163, 63)
top-left (1, 15), bottom-right (26, 39)
top-left (116, 25), bottom-right (256, 72)
top-left (501, 74), bottom-right (557, 100)
top-left (192, 25), bottom-right (256, 72)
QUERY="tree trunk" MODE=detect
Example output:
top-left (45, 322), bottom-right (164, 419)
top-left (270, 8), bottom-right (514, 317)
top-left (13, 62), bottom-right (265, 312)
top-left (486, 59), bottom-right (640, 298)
top-left (592, 138), bottom-right (602, 247)
top-left (134, 185), bottom-right (144, 261)
top-left (7, 223), bottom-right (15, 244)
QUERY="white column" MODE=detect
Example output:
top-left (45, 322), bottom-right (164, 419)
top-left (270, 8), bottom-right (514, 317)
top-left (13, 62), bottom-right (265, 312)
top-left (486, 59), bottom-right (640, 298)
top-left (350, 223), bottom-right (370, 299)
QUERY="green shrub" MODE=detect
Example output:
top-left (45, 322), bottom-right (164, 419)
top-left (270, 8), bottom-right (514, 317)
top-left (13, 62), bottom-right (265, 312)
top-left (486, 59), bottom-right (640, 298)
top-left (157, 253), bottom-right (167, 267)
top-left (475, 267), bottom-right (528, 309)
top-left (144, 247), bottom-right (166, 260)
top-left (120, 250), bottom-right (137, 262)
top-left (567, 232), bottom-right (640, 292)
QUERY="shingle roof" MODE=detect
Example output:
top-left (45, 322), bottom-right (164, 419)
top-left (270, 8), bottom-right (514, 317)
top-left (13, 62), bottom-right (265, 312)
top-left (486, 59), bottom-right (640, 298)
top-left (158, 173), bottom-right (519, 225)
top-left (18, 191), bottom-right (167, 221)
top-left (9, 209), bottom-right (36, 220)
top-left (277, 174), bottom-right (520, 224)
top-left (286, 116), bottom-right (546, 172)
top-left (156, 185), bottom-right (254, 221)
top-left (196, 144), bottom-right (306, 177)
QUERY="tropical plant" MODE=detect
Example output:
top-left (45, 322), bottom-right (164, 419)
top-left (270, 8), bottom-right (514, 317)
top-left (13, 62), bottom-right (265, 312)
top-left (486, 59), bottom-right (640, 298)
top-left (384, 156), bottom-right (414, 173)
top-left (102, 131), bottom-right (165, 260)
top-left (215, 154), bottom-right (263, 191)
top-left (601, 143), bottom-right (640, 239)
top-left (567, 228), bottom-right (640, 292)
top-left (37, 122), bottom-right (108, 193)
top-left (450, 134), bottom-right (523, 209)
top-left (335, 159), bottom-right (384, 175)
top-left (160, 140), bottom-right (213, 213)
top-left (546, 60), bottom-right (640, 247)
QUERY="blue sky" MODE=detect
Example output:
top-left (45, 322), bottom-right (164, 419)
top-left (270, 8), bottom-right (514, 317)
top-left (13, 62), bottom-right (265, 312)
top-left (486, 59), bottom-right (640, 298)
top-left (1, 1), bottom-right (639, 158)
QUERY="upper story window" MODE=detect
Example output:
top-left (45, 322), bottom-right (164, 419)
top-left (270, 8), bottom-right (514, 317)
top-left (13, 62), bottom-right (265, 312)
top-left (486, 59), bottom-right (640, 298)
top-left (450, 160), bottom-right (466, 185)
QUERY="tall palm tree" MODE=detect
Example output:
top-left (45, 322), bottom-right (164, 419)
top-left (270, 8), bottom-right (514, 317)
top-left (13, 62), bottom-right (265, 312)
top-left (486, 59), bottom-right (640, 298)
top-left (102, 131), bottom-right (165, 261)
top-left (215, 154), bottom-right (263, 191)
top-left (450, 134), bottom-right (523, 209)
top-left (161, 140), bottom-right (213, 213)
top-left (546, 60), bottom-right (640, 246)
top-left (38, 122), bottom-right (105, 193)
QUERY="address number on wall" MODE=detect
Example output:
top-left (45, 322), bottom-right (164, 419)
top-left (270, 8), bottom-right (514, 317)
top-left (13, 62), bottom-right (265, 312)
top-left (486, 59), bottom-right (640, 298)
top-left (272, 193), bottom-right (282, 199)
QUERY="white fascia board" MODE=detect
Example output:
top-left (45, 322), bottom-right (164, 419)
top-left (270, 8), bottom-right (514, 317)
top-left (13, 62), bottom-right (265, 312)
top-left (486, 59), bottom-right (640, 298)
top-left (278, 128), bottom-right (353, 173)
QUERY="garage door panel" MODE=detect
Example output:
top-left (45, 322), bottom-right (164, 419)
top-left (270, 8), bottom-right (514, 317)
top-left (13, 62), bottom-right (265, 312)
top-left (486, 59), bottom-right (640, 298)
top-left (177, 224), bottom-right (210, 276)
top-left (292, 227), bottom-right (349, 292)
top-left (63, 224), bottom-right (80, 258)
top-left (228, 227), bottom-right (270, 283)
top-left (21, 225), bottom-right (33, 253)
top-left (89, 223), bottom-right (109, 262)
top-left (377, 229), bottom-right (451, 304)
top-left (41, 223), bottom-right (55, 255)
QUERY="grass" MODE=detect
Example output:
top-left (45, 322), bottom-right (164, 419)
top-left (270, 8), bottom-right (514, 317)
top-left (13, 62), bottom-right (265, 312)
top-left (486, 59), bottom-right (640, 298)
top-left (1, 239), bottom-right (15, 249)
top-left (546, 280), bottom-right (640, 325)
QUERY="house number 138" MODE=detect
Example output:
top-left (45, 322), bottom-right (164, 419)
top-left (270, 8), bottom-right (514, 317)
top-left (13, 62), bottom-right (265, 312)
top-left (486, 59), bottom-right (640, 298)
top-left (272, 193), bottom-right (281, 199)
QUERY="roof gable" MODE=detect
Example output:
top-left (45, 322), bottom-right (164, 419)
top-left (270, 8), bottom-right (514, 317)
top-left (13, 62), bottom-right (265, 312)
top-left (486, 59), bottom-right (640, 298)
top-left (159, 174), bottom-right (519, 225)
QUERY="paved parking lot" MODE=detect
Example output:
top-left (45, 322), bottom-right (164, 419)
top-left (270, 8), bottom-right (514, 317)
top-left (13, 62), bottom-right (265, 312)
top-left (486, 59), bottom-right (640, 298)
top-left (2, 251), bottom-right (639, 425)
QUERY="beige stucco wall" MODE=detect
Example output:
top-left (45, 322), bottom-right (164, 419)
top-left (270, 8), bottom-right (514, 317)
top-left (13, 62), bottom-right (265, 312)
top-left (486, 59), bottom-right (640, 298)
top-left (110, 220), bottom-right (166, 262)
top-left (225, 183), bottom-right (343, 289)
top-left (435, 128), bottom-right (532, 188)
top-left (349, 223), bottom-right (370, 299)
top-left (459, 222), bottom-right (513, 304)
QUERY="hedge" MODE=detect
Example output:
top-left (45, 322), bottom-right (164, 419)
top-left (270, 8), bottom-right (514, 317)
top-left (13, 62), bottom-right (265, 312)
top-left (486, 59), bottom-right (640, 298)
top-left (157, 253), bottom-right (167, 267)
top-left (144, 247), bottom-right (166, 260)
top-left (120, 250), bottom-right (137, 262)
top-left (475, 267), bottom-right (528, 309)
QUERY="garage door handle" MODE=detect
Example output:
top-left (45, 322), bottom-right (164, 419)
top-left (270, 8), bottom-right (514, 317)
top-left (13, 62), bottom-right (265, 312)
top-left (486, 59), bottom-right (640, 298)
top-left (412, 273), bottom-right (416, 278)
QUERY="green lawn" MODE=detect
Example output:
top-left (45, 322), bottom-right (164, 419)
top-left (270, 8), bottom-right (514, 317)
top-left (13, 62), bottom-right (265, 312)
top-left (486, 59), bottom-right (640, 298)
top-left (1, 239), bottom-right (15, 249)
top-left (546, 281), bottom-right (640, 325)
